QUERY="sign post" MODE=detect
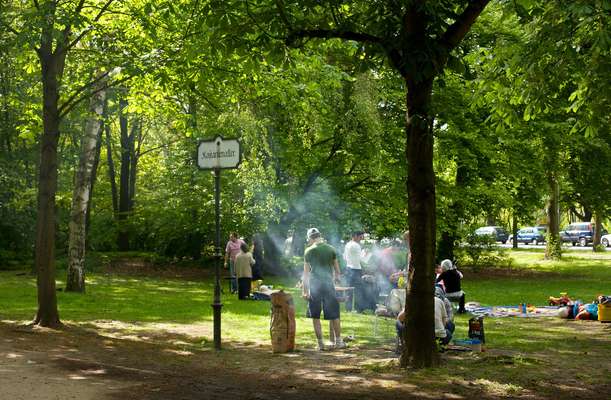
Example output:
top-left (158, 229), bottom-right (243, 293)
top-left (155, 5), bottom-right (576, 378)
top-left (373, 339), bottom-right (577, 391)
top-left (197, 136), bottom-right (241, 350)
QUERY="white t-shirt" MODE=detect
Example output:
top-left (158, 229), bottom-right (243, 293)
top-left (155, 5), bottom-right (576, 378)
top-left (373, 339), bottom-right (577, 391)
top-left (343, 240), bottom-right (362, 269)
top-left (434, 297), bottom-right (448, 338)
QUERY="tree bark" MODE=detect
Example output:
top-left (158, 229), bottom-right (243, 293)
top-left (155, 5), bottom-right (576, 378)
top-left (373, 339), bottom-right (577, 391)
top-left (33, 19), bottom-right (63, 327)
top-left (128, 118), bottom-right (140, 212)
top-left (117, 96), bottom-right (131, 251)
top-left (545, 172), bottom-right (562, 260)
top-left (66, 83), bottom-right (106, 292)
top-left (512, 212), bottom-right (518, 249)
top-left (104, 104), bottom-right (119, 216)
top-left (593, 211), bottom-right (603, 249)
top-left (85, 114), bottom-right (104, 244)
top-left (436, 231), bottom-right (455, 262)
top-left (401, 77), bottom-right (438, 368)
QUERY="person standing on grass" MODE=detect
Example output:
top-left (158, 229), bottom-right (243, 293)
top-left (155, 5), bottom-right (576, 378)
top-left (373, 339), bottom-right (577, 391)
top-left (302, 227), bottom-right (346, 351)
top-left (235, 242), bottom-right (255, 300)
top-left (343, 230), bottom-right (365, 312)
top-left (224, 232), bottom-right (245, 293)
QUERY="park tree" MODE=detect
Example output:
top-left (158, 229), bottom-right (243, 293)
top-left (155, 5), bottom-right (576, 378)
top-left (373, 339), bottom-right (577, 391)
top-left (0, 21), bottom-right (40, 258)
top-left (66, 76), bottom-right (107, 292)
top-left (238, 54), bottom-right (397, 271)
top-left (210, 0), bottom-right (492, 367)
top-left (0, 0), bottom-right (151, 325)
top-left (475, 0), bottom-right (610, 256)
top-left (523, 0), bottom-right (610, 252)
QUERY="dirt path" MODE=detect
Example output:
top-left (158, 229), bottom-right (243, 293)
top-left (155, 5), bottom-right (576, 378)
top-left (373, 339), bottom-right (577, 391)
top-left (1, 320), bottom-right (609, 400)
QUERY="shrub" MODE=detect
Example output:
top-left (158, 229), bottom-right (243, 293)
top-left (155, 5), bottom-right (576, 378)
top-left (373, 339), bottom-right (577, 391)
top-left (456, 233), bottom-right (512, 272)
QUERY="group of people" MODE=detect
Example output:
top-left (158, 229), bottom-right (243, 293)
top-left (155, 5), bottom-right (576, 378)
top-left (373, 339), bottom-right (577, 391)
top-left (300, 228), bottom-right (465, 351)
top-left (223, 232), bottom-right (264, 299)
top-left (344, 230), bottom-right (412, 313)
top-left (224, 227), bottom-right (465, 352)
top-left (394, 259), bottom-right (463, 352)
top-left (556, 295), bottom-right (609, 320)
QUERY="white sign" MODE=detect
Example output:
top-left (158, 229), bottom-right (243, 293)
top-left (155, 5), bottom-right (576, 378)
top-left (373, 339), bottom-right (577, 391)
top-left (197, 136), bottom-right (241, 170)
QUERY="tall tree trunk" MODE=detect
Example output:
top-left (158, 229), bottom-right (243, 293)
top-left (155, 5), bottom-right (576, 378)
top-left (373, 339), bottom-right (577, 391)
top-left (66, 84), bottom-right (106, 292)
top-left (545, 172), bottom-right (561, 260)
top-left (592, 211), bottom-right (603, 249)
top-left (0, 70), bottom-right (12, 153)
top-left (85, 116), bottom-right (104, 244)
top-left (117, 97), bottom-right (131, 251)
top-left (512, 212), bottom-right (518, 249)
top-left (128, 118), bottom-right (140, 212)
top-left (187, 94), bottom-right (202, 259)
top-left (438, 163), bottom-right (468, 261)
top-left (436, 231), bottom-right (454, 262)
top-left (264, 205), bottom-right (303, 274)
top-left (401, 78), bottom-right (438, 368)
top-left (33, 17), bottom-right (64, 327)
top-left (104, 104), bottom-right (119, 217)
top-left (486, 214), bottom-right (496, 226)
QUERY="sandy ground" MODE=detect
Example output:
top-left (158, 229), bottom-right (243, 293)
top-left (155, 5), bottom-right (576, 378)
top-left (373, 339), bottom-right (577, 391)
top-left (1, 318), bottom-right (610, 400)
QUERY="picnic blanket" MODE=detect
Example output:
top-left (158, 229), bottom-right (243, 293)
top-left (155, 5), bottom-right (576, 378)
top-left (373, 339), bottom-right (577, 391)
top-left (465, 304), bottom-right (560, 318)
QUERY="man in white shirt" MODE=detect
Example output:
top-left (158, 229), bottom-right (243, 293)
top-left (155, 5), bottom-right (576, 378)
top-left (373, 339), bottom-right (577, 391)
top-left (343, 231), bottom-right (364, 312)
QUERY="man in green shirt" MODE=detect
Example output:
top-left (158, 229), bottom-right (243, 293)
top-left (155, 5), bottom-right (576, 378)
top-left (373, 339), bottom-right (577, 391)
top-left (302, 227), bottom-right (346, 350)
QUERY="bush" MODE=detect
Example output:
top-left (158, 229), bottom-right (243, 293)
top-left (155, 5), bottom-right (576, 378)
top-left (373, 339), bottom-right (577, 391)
top-left (0, 250), bottom-right (31, 271)
top-left (545, 233), bottom-right (562, 260)
top-left (456, 233), bottom-right (512, 272)
top-left (593, 244), bottom-right (606, 253)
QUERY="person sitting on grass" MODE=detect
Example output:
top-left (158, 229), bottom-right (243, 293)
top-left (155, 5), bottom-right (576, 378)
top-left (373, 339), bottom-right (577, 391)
top-left (395, 308), bottom-right (406, 354)
top-left (394, 290), bottom-right (453, 354)
top-left (435, 294), bottom-right (452, 346)
top-left (235, 242), bottom-right (255, 300)
top-left (436, 259), bottom-right (466, 314)
top-left (435, 284), bottom-right (455, 335)
top-left (557, 296), bottom-right (606, 320)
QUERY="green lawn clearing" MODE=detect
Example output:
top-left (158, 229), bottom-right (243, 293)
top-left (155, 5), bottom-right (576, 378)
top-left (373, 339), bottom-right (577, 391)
top-left (0, 249), bottom-right (609, 399)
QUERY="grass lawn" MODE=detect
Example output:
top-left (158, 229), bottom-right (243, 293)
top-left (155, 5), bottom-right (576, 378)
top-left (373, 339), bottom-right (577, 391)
top-left (1, 249), bottom-right (610, 399)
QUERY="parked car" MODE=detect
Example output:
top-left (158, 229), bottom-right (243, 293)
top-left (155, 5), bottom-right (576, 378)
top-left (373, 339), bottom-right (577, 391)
top-left (560, 222), bottom-right (608, 247)
top-left (475, 226), bottom-right (509, 244)
top-left (509, 227), bottom-right (546, 245)
top-left (601, 233), bottom-right (611, 248)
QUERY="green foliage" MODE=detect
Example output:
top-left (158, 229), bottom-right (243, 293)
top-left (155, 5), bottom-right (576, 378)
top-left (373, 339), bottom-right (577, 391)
top-left (1, 0), bottom-right (608, 268)
top-left (457, 233), bottom-right (512, 272)
top-left (545, 231), bottom-right (563, 260)
top-left (593, 244), bottom-right (606, 253)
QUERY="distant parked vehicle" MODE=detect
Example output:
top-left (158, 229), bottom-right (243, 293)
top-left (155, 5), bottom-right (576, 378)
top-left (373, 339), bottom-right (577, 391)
top-left (475, 226), bottom-right (509, 244)
top-left (560, 222), bottom-right (608, 247)
top-left (509, 227), bottom-right (546, 245)
top-left (602, 234), bottom-right (611, 248)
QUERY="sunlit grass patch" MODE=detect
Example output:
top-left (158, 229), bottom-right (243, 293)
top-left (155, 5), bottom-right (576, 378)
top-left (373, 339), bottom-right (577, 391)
top-left (473, 378), bottom-right (524, 396)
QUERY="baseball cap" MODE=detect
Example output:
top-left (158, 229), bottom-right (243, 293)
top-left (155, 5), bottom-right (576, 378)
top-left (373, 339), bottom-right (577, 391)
top-left (307, 227), bottom-right (320, 239)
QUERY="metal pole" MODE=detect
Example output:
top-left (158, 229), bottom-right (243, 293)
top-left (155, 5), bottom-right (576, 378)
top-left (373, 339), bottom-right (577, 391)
top-left (212, 167), bottom-right (222, 350)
